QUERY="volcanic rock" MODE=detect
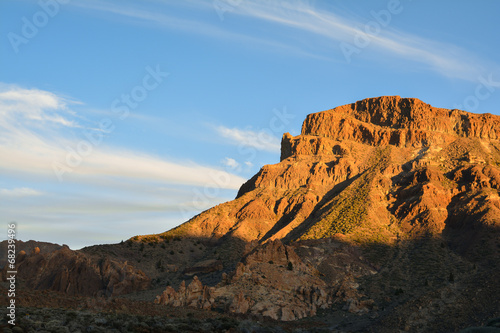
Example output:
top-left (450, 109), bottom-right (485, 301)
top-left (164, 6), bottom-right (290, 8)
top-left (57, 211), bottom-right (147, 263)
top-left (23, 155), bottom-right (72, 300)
top-left (156, 240), bottom-right (334, 321)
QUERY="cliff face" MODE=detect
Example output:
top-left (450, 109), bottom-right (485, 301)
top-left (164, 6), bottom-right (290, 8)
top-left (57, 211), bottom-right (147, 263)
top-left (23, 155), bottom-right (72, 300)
top-left (298, 96), bottom-right (500, 150)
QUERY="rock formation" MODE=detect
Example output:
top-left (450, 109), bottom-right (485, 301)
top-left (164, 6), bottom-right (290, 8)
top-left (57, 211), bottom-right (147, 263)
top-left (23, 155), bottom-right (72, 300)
top-left (298, 96), bottom-right (500, 148)
top-left (155, 240), bottom-right (336, 321)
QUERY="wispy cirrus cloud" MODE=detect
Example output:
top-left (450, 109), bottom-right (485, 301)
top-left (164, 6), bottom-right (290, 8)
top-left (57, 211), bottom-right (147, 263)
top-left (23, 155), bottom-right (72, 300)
top-left (215, 125), bottom-right (281, 153)
top-left (69, 0), bottom-right (326, 60)
top-left (0, 83), bottom-right (80, 128)
top-left (0, 187), bottom-right (43, 197)
top-left (69, 0), bottom-right (499, 82)
top-left (227, 0), bottom-right (495, 82)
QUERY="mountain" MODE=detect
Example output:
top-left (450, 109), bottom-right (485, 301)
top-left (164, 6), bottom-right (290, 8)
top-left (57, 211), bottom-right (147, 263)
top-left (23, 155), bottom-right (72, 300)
top-left (163, 96), bottom-right (500, 243)
top-left (4, 96), bottom-right (500, 332)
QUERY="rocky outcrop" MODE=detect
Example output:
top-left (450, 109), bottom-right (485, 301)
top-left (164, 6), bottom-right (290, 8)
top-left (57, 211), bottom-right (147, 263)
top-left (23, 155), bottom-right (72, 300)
top-left (279, 96), bottom-right (500, 160)
top-left (10, 245), bottom-right (150, 296)
top-left (299, 96), bottom-right (500, 149)
top-left (155, 239), bottom-right (382, 320)
top-left (155, 276), bottom-right (215, 309)
top-left (173, 97), bottom-right (500, 243)
top-left (156, 240), bottom-right (334, 321)
top-left (0, 240), bottom-right (62, 269)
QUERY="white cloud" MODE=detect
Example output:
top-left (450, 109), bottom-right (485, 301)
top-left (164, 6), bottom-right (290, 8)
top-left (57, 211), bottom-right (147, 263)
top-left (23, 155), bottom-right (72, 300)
top-left (0, 84), bottom-right (246, 189)
top-left (222, 157), bottom-right (240, 169)
top-left (0, 83), bottom-right (80, 128)
top-left (70, 0), bottom-right (324, 60)
top-left (0, 83), bottom-right (247, 248)
top-left (0, 187), bottom-right (43, 197)
top-left (228, 0), bottom-right (493, 82)
top-left (215, 125), bottom-right (281, 152)
top-left (52, 148), bottom-right (246, 189)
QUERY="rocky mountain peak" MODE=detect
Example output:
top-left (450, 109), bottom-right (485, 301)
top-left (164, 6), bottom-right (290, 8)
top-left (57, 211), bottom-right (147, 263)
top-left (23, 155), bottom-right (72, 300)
top-left (280, 96), bottom-right (500, 161)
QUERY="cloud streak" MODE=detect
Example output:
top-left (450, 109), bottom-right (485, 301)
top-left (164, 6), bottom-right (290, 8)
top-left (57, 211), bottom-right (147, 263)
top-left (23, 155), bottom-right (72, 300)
top-left (0, 187), bottom-right (43, 197)
top-left (215, 125), bottom-right (281, 152)
top-left (69, 0), bottom-right (326, 61)
top-left (68, 0), bottom-right (499, 82)
top-left (0, 83), bottom-right (80, 128)
top-left (0, 84), bottom-right (246, 189)
top-left (230, 0), bottom-right (493, 82)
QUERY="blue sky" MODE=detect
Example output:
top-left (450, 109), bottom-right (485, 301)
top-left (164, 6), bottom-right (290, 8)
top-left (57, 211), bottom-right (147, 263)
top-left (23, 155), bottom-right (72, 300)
top-left (1, 0), bottom-right (500, 249)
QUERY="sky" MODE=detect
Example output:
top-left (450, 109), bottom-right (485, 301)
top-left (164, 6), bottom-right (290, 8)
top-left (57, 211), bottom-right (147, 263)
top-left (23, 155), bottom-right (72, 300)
top-left (1, 0), bottom-right (500, 249)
